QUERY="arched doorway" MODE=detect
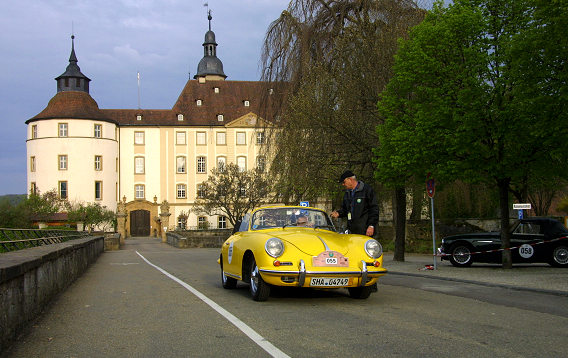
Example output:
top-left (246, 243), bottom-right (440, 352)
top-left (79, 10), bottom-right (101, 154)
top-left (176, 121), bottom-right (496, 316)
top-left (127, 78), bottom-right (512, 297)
top-left (130, 209), bottom-right (150, 236)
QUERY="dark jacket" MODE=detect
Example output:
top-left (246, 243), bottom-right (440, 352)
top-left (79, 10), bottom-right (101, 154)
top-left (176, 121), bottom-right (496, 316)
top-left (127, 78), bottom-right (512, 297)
top-left (337, 181), bottom-right (379, 235)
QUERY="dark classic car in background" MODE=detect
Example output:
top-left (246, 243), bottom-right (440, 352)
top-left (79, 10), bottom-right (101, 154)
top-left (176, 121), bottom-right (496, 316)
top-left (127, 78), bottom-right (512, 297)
top-left (438, 218), bottom-right (568, 267)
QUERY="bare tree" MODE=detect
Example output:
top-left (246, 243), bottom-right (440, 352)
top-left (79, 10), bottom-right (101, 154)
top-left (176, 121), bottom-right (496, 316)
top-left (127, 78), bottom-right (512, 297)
top-left (192, 163), bottom-right (273, 227)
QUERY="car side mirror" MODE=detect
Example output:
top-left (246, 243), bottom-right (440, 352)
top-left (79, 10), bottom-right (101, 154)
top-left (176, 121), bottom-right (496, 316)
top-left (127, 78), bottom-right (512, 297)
top-left (232, 220), bottom-right (242, 234)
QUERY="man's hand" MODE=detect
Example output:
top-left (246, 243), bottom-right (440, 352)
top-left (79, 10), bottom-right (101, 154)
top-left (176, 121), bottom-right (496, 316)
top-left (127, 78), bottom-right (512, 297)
top-left (366, 226), bottom-right (375, 237)
top-left (330, 211), bottom-right (339, 218)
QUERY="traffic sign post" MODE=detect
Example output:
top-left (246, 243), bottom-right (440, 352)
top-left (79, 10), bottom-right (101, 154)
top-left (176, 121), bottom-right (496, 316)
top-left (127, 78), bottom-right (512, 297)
top-left (426, 175), bottom-right (437, 270)
top-left (513, 203), bottom-right (531, 220)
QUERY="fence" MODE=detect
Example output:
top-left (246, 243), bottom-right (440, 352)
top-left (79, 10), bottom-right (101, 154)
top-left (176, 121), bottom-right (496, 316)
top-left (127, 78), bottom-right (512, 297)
top-left (0, 228), bottom-right (90, 253)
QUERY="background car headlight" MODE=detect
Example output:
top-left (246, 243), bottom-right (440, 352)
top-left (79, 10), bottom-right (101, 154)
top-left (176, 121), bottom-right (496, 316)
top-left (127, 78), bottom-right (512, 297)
top-left (365, 239), bottom-right (383, 259)
top-left (265, 237), bottom-right (284, 258)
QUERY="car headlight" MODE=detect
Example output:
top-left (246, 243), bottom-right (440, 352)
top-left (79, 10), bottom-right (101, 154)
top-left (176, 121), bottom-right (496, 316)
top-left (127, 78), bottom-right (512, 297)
top-left (265, 237), bottom-right (284, 258)
top-left (365, 239), bottom-right (383, 259)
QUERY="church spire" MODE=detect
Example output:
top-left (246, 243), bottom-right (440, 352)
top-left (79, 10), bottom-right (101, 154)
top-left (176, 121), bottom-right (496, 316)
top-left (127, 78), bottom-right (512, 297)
top-left (194, 10), bottom-right (227, 81)
top-left (55, 35), bottom-right (91, 93)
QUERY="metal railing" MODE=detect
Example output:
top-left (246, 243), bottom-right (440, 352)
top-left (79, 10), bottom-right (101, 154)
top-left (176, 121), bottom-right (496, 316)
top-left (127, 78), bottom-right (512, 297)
top-left (0, 228), bottom-right (91, 253)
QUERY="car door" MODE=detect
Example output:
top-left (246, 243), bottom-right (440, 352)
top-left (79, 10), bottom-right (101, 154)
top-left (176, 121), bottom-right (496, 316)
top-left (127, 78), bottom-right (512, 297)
top-left (510, 220), bottom-right (544, 263)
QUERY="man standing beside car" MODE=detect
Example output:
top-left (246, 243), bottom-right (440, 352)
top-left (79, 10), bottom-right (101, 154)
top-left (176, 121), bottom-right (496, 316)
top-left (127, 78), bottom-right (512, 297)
top-left (331, 170), bottom-right (379, 237)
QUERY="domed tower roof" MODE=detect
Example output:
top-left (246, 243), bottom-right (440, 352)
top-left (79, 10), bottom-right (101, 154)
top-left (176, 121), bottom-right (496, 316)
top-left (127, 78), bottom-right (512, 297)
top-left (194, 11), bottom-right (227, 80)
top-left (55, 35), bottom-right (91, 93)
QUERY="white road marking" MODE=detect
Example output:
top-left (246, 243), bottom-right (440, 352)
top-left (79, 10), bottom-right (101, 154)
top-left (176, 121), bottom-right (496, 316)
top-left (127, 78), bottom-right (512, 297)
top-left (135, 251), bottom-right (291, 358)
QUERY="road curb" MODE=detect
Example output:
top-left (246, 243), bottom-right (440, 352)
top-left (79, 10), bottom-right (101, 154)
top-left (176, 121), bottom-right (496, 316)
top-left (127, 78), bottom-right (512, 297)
top-left (387, 270), bottom-right (568, 297)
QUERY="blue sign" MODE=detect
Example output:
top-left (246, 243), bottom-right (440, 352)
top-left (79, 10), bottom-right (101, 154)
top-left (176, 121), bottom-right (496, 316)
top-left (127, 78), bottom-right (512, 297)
top-left (300, 201), bottom-right (309, 207)
top-left (518, 209), bottom-right (524, 219)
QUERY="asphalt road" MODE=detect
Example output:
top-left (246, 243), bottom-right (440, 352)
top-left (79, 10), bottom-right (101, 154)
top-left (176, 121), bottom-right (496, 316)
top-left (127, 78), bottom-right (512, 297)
top-left (3, 238), bottom-right (567, 358)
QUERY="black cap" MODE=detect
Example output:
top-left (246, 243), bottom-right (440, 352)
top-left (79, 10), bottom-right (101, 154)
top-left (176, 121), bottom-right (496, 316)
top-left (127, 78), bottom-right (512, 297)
top-left (338, 170), bottom-right (355, 183)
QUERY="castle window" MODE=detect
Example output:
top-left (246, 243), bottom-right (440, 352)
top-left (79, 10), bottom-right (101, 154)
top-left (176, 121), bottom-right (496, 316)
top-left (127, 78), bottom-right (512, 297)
top-left (177, 114), bottom-right (184, 121)
top-left (216, 132), bottom-right (226, 145)
top-left (214, 87), bottom-right (219, 94)
top-left (95, 156), bottom-right (102, 171)
top-left (59, 181), bottom-right (68, 199)
top-left (30, 156), bottom-right (36, 172)
top-left (196, 99), bottom-right (202, 106)
top-left (176, 156), bottom-right (186, 173)
top-left (95, 181), bottom-right (102, 200)
top-left (58, 155), bottom-right (68, 170)
top-left (30, 182), bottom-right (37, 195)
top-left (256, 131), bottom-right (265, 145)
top-left (236, 132), bottom-right (246, 145)
top-left (58, 123), bottom-right (68, 137)
top-left (94, 124), bottom-right (102, 138)
top-left (176, 131), bottom-right (186, 145)
top-left (134, 131), bottom-right (145, 145)
top-left (135, 157), bottom-right (145, 174)
top-left (31, 125), bottom-right (37, 139)
top-left (197, 184), bottom-right (206, 199)
top-left (196, 132), bottom-right (206, 145)
top-left (177, 184), bottom-right (187, 199)
top-left (135, 184), bottom-right (145, 199)
top-left (244, 100), bottom-right (250, 107)
top-left (218, 216), bottom-right (227, 229)
top-left (136, 114), bottom-right (142, 121)
top-left (217, 114), bottom-right (224, 122)
top-left (237, 156), bottom-right (247, 172)
top-left (197, 156), bottom-right (206, 174)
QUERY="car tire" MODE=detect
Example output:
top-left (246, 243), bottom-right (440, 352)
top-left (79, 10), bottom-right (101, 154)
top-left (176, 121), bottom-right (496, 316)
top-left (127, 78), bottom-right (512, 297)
top-left (348, 285), bottom-right (373, 299)
top-left (549, 245), bottom-right (568, 267)
top-left (249, 257), bottom-right (270, 301)
top-left (449, 243), bottom-right (474, 267)
top-left (221, 264), bottom-right (238, 289)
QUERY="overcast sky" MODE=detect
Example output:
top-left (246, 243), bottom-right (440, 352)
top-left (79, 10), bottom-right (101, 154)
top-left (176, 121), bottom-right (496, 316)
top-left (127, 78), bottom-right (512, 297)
top-left (0, 0), bottom-right (290, 195)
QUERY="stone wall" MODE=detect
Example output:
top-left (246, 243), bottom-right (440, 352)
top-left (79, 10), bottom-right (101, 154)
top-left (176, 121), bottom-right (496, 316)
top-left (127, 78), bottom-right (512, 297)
top-left (0, 236), bottom-right (104, 353)
top-left (166, 229), bottom-right (232, 248)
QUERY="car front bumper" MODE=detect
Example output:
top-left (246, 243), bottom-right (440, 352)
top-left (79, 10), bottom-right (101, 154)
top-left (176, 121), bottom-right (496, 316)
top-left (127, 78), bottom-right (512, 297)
top-left (259, 259), bottom-right (388, 288)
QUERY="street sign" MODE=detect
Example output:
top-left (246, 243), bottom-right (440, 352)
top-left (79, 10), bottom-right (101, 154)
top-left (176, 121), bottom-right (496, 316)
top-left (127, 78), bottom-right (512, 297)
top-left (426, 178), bottom-right (435, 198)
top-left (300, 201), bottom-right (309, 207)
top-left (513, 203), bottom-right (531, 210)
top-left (518, 209), bottom-right (524, 219)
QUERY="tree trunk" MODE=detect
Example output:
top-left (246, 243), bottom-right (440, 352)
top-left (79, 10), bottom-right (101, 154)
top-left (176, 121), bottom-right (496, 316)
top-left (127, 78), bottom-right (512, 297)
top-left (393, 186), bottom-right (406, 262)
top-left (498, 178), bottom-right (512, 269)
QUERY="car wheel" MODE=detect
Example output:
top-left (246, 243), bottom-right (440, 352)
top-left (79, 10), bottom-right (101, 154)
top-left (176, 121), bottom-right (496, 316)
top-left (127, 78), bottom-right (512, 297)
top-left (348, 285), bottom-right (373, 299)
top-left (249, 257), bottom-right (270, 301)
top-left (549, 245), bottom-right (568, 267)
top-left (221, 263), bottom-right (237, 289)
top-left (449, 243), bottom-right (473, 267)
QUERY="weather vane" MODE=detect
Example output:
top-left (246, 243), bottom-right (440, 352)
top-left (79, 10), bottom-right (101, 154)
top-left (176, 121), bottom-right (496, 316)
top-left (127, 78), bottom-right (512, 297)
top-left (204, 2), bottom-right (212, 30)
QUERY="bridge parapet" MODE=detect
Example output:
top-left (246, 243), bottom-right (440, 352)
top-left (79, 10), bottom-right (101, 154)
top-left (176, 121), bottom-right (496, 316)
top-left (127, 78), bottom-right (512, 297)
top-left (0, 236), bottom-right (104, 353)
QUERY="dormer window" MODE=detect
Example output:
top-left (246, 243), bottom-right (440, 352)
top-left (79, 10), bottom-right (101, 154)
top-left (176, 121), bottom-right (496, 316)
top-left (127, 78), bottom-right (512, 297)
top-left (136, 115), bottom-right (142, 121)
top-left (177, 114), bottom-right (184, 122)
top-left (214, 87), bottom-right (219, 94)
top-left (196, 99), bottom-right (202, 106)
top-left (217, 114), bottom-right (224, 122)
top-left (244, 100), bottom-right (250, 107)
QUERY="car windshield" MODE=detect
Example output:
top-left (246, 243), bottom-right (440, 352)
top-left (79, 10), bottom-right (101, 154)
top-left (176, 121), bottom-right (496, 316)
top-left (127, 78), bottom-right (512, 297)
top-left (250, 207), bottom-right (335, 231)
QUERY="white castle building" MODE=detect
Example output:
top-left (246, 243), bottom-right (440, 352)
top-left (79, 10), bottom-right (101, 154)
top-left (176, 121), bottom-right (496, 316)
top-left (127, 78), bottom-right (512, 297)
top-left (26, 15), bottom-right (275, 237)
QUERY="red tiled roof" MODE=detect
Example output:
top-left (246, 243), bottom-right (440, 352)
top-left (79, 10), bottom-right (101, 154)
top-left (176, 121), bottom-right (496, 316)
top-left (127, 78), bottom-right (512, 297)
top-left (28, 80), bottom-right (280, 127)
top-left (27, 91), bottom-right (115, 124)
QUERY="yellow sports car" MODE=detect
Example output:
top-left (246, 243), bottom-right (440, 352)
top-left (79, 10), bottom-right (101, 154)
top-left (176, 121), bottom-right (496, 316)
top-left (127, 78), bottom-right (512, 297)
top-left (219, 206), bottom-right (388, 301)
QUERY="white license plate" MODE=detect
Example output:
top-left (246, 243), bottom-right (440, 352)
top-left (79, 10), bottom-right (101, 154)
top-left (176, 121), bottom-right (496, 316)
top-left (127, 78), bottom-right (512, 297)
top-left (310, 277), bottom-right (349, 287)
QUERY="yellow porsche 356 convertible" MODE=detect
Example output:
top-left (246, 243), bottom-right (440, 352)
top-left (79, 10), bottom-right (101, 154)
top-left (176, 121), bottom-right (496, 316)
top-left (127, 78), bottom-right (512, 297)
top-left (219, 206), bottom-right (388, 301)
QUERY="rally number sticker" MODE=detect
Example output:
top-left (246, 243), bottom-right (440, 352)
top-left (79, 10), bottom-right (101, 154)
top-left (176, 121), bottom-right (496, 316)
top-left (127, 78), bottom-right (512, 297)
top-left (519, 244), bottom-right (534, 259)
top-left (228, 241), bottom-right (234, 264)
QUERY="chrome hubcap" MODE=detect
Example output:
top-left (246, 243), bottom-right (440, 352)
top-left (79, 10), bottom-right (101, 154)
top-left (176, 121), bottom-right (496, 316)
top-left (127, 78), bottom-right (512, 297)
top-left (250, 264), bottom-right (259, 292)
top-left (454, 247), bottom-right (471, 264)
top-left (554, 247), bottom-right (568, 265)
